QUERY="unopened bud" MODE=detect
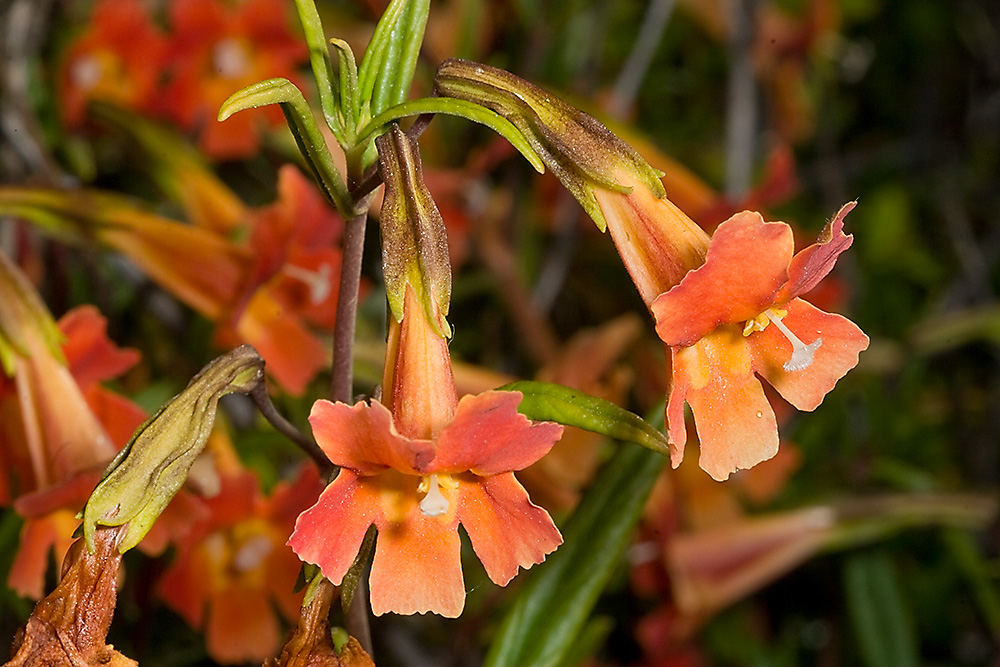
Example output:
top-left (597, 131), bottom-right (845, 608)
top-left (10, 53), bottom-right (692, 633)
top-left (81, 345), bottom-right (265, 552)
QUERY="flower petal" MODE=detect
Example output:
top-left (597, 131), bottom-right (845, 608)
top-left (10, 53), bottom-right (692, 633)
top-left (308, 399), bottom-right (435, 474)
top-left (369, 491), bottom-right (465, 617)
top-left (457, 473), bottom-right (562, 586)
top-left (206, 585), bottom-right (280, 663)
top-left (671, 329), bottom-right (779, 480)
top-left (434, 391), bottom-right (563, 475)
top-left (652, 211), bottom-right (793, 347)
top-left (751, 298), bottom-right (869, 411)
top-left (776, 201), bottom-right (856, 304)
top-left (288, 471), bottom-right (378, 585)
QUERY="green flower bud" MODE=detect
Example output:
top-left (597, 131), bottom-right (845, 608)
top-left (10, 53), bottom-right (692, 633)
top-left (434, 58), bottom-right (666, 232)
top-left (81, 345), bottom-right (265, 553)
top-left (376, 124), bottom-right (452, 337)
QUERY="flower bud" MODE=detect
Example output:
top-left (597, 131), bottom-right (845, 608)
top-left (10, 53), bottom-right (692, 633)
top-left (81, 345), bottom-right (265, 552)
top-left (434, 58), bottom-right (666, 231)
top-left (376, 124), bottom-right (452, 337)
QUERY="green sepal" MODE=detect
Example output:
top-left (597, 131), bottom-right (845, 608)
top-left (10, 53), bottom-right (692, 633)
top-left (375, 125), bottom-right (452, 336)
top-left (219, 78), bottom-right (353, 215)
top-left (498, 380), bottom-right (669, 456)
top-left (341, 524), bottom-right (376, 615)
top-left (485, 422), bottom-right (665, 667)
top-left (80, 346), bottom-right (266, 553)
top-left (292, 0), bottom-right (341, 138)
top-left (369, 0), bottom-right (430, 117)
top-left (435, 58), bottom-right (666, 232)
top-left (358, 97), bottom-right (545, 174)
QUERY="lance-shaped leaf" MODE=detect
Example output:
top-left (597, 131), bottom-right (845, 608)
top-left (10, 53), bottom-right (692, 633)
top-left (219, 78), bottom-right (352, 214)
top-left (330, 38), bottom-right (361, 137)
top-left (376, 125), bottom-right (451, 336)
top-left (486, 427), bottom-right (665, 667)
top-left (370, 0), bottom-right (429, 116)
top-left (80, 346), bottom-right (265, 553)
top-left (291, 0), bottom-right (340, 137)
top-left (498, 380), bottom-right (669, 456)
top-left (435, 58), bottom-right (665, 232)
top-left (357, 0), bottom-right (420, 118)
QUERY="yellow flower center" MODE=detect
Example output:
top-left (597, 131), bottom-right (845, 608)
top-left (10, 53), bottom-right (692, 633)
top-left (744, 308), bottom-right (822, 372)
top-left (417, 474), bottom-right (456, 517)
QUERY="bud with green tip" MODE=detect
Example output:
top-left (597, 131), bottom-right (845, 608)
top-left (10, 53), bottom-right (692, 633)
top-left (81, 345), bottom-right (265, 553)
top-left (376, 124), bottom-right (452, 337)
top-left (434, 58), bottom-right (666, 232)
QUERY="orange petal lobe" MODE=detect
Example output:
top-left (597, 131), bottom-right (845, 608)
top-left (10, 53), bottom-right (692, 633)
top-left (434, 391), bottom-right (563, 475)
top-left (776, 201), bottom-right (856, 303)
top-left (308, 400), bottom-right (435, 474)
top-left (457, 473), bottom-right (562, 586)
top-left (652, 211), bottom-right (793, 347)
top-left (751, 299), bottom-right (869, 410)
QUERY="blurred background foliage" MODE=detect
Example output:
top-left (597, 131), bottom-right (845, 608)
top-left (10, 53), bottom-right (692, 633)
top-left (2, 0), bottom-right (1000, 665)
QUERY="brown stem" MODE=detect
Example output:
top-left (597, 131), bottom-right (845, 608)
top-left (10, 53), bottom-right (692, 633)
top-left (250, 384), bottom-right (336, 480)
top-left (330, 210), bottom-right (367, 403)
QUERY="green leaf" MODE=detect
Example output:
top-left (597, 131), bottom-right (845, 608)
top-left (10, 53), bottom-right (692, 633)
top-left (292, 0), bottom-right (340, 137)
top-left (219, 78), bottom-right (352, 215)
top-left (485, 419), bottom-right (665, 667)
top-left (844, 550), bottom-right (919, 667)
top-left (357, 0), bottom-right (410, 116)
top-left (330, 38), bottom-right (360, 137)
top-left (358, 97), bottom-right (545, 174)
top-left (499, 380), bottom-right (669, 456)
top-left (370, 0), bottom-right (430, 116)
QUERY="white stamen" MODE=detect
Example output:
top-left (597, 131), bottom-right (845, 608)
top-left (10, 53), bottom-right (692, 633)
top-left (212, 38), bottom-right (251, 80)
top-left (233, 534), bottom-right (273, 572)
top-left (419, 474), bottom-right (449, 517)
top-left (767, 310), bottom-right (822, 372)
top-left (71, 56), bottom-right (103, 91)
top-left (283, 263), bottom-right (332, 304)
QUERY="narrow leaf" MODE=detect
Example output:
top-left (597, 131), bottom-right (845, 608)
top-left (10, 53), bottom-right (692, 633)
top-left (844, 550), bottom-right (919, 667)
top-left (330, 37), bottom-right (360, 136)
top-left (219, 78), bottom-right (352, 215)
top-left (358, 97), bottom-right (544, 173)
top-left (292, 0), bottom-right (340, 136)
top-left (485, 416), bottom-right (665, 667)
top-left (370, 0), bottom-right (430, 116)
top-left (357, 0), bottom-right (410, 115)
top-left (498, 380), bottom-right (669, 456)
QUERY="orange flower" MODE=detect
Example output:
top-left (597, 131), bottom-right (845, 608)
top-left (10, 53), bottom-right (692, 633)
top-left (162, 0), bottom-right (308, 159)
top-left (58, 0), bottom-right (168, 127)
top-left (290, 288), bottom-right (563, 617)
top-left (159, 466), bottom-right (322, 664)
top-left (647, 203), bottom-right (869, 480)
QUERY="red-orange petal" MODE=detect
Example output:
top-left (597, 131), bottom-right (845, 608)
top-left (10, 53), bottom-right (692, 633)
top-left (750, 298), bottom-right (869, 411)
top-left (776, 202), bottom-right (856, 304)
top-left (206, 586), bottom-right (280, 663)
top-left (368, 493), bottom-right (465, 617)
top-left (434, 391), bottom-right (563, 476)
top-left (288, 471), bottom-right (379, 585)
top-left (457, 473), bottom-right (562, 586)
top-left (669, 328), bottom-right (779, 480)
top-left (308, 400), bottom-right (435, 474)
top-left (58, 306), bottom-right (140, 386)
top-left (652, 211), bottom-right (793, 347)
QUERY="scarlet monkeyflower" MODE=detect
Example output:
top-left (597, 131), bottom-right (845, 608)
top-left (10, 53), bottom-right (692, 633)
top-left (160, 462), bottom-right (323, 664)
top-left (162, 0), bottom-right (308, 159)
top-left (289, 288), bottom-right (564, 617)
top-left (58, 0), bottom-right (168, 128)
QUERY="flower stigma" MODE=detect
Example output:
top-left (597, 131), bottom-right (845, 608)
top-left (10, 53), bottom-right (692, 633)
top-left (283, 263), bottom-right (332, 304)
top-left (418, 474), bottom-right (449, 517)
top-left (744, 308), bottom-right (822, 371)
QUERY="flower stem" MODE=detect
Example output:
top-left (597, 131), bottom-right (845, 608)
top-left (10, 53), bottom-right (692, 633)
top-left (330, 209), bottom-right (367, 403)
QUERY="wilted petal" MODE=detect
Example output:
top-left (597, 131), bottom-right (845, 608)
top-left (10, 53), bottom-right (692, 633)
top-left (308, 400), bottom-right (434, 474)
top-left (434, 391), bottom-right (562, 476)
top-left (669, 329), bottom-right (779, 480)
top-left (776, 201), bottom-right (856, 303)
top-left (652, 212), bottom-right (793, 347)
top-left (751, 299), bottom-right (869, 411)
top-left (457, 473), bottom-right (562, 586)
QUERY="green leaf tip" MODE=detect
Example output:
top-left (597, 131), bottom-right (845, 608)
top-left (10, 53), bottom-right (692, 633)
top-left (498, 380), bottom-right (670, 456)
